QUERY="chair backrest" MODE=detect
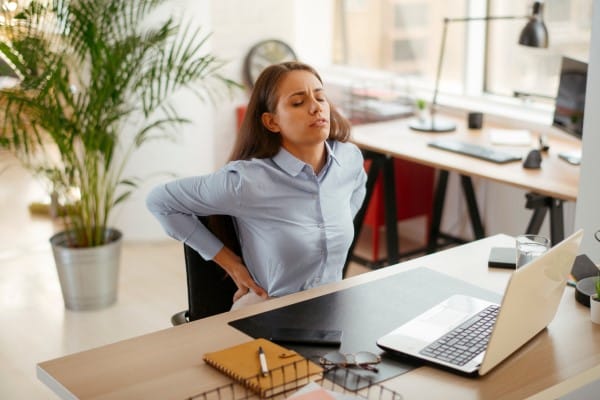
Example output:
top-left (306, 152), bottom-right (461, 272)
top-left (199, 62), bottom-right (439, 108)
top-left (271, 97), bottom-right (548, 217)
top-left (181, 216), bottom-right (238, 322)
top-left (179, 212), bottom-right (358, 324)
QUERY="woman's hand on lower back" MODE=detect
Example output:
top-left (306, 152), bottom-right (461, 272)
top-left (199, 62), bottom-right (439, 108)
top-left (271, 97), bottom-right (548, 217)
top-left (212, 245), bottom-right (267, 301)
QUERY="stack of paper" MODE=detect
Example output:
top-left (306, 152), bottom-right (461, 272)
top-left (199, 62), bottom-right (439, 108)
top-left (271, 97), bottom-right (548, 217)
top-left (488, 129), bottom-right (533, 146)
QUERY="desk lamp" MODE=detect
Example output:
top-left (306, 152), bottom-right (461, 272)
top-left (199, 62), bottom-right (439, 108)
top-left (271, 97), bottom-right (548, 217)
top-left (409, 1), bottom-right (549, 132)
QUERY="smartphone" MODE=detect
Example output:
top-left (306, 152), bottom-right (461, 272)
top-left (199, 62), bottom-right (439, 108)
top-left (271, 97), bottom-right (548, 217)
top-left (488, 247), bottom-right (517, 269)
top-left (269, 327), bottom-right (343, 346)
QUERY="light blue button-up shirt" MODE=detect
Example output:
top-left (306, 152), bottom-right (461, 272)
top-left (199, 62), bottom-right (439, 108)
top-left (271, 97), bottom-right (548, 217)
top-left (146, 140), bottom-right (367, 297)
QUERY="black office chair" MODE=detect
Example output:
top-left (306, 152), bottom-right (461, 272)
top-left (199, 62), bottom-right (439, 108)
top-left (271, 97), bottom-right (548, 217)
top-left (172, 213), bottom-right (361, 326)
top-left (171, 215), bottom-right (238, 325)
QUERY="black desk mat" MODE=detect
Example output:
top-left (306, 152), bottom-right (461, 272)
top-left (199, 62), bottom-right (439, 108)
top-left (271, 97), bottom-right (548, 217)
top-left (229, 267), bottom-right (502, 389)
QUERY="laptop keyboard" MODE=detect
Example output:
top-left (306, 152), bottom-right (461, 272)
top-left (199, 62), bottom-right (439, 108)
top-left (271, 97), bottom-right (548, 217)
top-left (419, 305), bottom-right (500, 366)
top-left (428, 139), bottom-right (522, 164)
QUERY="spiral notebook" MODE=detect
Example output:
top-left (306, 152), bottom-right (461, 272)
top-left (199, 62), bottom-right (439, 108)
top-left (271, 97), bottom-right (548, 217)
top-left (203, 338), bottom-right (323, 397)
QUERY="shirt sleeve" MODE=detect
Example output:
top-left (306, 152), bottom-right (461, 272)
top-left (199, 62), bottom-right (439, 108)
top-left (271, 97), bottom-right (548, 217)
top-left (146, 165), bottom-right (243, 260)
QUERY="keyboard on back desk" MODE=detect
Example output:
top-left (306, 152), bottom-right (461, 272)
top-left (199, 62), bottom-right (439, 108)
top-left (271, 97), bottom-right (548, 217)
top-left (428, 139), bottom-right (522, 164)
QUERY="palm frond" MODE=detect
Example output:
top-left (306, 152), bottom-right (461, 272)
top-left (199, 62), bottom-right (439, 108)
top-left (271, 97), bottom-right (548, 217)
top-left (0, 0), bottom-right (239, 246)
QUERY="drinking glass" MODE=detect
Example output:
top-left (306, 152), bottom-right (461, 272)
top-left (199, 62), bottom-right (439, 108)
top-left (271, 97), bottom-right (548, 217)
top-left (515, 234), bottom-right (550, 269)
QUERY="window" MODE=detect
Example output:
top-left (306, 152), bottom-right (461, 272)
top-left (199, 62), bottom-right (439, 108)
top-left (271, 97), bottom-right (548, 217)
top-left (486, 0), bottom-right (591, 101)
top-left (333, 0), bottom-right (592, 106)
top-left (333, 0), bottom-right (467, 83)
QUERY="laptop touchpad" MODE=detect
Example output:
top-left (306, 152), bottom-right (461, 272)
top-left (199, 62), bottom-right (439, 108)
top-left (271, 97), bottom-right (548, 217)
top-left (400, 305), bottom-right (470, 341)
top-left (378, 295), bottom-right (493, 348)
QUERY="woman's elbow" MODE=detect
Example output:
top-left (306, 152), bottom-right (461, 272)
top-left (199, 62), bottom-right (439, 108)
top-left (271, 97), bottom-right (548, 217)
top-left (146, 185), bottom-right (167, 215)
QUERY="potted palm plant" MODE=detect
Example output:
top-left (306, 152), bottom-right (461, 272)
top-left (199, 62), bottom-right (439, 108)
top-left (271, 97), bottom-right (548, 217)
top-left (591, 274), bottom-right (600, 324)
top-left (0, 0), bottom-right (237, 310)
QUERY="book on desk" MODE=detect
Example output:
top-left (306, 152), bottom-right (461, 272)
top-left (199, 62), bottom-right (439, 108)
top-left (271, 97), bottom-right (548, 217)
top-left (203, 338), bottom-right (323, 398)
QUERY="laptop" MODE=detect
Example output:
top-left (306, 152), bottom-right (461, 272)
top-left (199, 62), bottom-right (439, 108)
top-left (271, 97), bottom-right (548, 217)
top-left (377, 229), bottom-right (583, 376)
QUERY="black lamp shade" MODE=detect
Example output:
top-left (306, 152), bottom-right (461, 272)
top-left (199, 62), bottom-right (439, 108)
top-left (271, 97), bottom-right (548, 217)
top-left (518, 1), bottom-right (549, 48)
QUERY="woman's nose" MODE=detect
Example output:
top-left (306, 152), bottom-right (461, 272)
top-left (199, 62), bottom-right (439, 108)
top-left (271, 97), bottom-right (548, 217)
top-left (309, 98), bottom-right (322, 114)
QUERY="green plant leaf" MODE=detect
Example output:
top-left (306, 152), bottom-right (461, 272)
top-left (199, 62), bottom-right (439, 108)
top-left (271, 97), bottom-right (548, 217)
top-left (0, 0), bottom-right (240, 247)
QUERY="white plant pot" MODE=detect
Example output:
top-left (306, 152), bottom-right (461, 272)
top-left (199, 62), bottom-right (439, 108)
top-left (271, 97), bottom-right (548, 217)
top-left (591, 295), bottom-right (600, 324)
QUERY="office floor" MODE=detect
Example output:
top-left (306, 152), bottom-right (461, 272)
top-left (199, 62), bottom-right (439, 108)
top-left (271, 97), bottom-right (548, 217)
top-left (0, 154), bottom-right (423, 399)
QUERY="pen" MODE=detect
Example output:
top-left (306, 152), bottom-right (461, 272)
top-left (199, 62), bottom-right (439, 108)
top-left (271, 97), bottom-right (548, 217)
top-left (258, 346), bottom-right (269, 376)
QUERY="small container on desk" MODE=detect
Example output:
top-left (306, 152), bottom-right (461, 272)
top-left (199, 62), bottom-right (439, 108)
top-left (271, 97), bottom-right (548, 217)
top-left (187, 358), bottom-right (403, 400)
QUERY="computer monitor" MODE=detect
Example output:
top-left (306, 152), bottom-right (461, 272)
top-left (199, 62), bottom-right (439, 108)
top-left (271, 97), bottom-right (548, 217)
top-left (553, 56), bottom-right (588, 139)
top-left (553, 56), bottom-right (587, 165)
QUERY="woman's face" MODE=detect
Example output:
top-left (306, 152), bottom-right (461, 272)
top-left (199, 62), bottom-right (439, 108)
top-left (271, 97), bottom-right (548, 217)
top-left (262, 70), bottom-right (330, 154)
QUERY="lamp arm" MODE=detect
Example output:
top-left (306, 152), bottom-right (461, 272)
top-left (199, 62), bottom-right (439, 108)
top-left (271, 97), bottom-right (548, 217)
top-left (430, 14), bottom-right (528, 115)
top-left (416, 6), bottom-right (545, 133)
top-left (430, 18), bottom-right (449, 117)
top-left (445, 15), bottom-right (527, 23)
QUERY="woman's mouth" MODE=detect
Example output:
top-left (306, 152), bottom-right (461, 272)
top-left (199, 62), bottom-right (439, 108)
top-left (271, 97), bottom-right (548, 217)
top-left (310, 118), bottom-right (328, 127)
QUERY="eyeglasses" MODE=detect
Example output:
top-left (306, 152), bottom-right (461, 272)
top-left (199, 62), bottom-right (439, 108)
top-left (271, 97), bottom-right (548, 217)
top-left (318, 351), bottom-right (381, 372)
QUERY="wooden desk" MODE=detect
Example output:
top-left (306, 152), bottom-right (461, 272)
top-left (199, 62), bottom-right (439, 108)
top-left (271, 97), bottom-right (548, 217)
top-left (37, 235), bottom-right (600, 400)
top-left (350, 115), bottom-right (581, 264)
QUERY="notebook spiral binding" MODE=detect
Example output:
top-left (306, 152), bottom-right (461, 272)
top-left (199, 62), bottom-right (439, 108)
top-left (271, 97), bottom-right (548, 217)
top-left (187, 358), bottom-right (403, 400)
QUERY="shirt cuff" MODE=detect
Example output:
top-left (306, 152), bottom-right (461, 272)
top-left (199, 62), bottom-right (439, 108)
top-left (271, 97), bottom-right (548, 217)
top-left (184, 224), bottom-right (224, 260)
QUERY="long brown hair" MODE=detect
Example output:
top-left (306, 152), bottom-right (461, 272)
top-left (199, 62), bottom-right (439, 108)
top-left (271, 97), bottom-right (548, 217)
top-left (229, 61), bottom-right (351, 161)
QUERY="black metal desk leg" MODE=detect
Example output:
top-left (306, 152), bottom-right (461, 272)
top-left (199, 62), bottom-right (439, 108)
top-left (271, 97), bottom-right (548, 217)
top-left (523, 193), bottom-right (564, 246)
top-left (549, 198), bottom-right (564, 245)
top-left (525, 208), bottom-right (547, 235)
top-left (460, 175), bottom-right (485, 239)
top-left (382, 156), bottom-right (399, 264)
top-left (525, 192), bottom-right (549, 235)
top-left (525, 193), bottom-right (565, 246)
top-left (427, 170), bottom-right (449, 253)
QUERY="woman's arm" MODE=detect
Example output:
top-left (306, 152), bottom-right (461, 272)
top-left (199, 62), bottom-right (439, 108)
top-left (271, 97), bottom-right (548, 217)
top-left (146, 168), bottom-right (267, 298)
top-left (146, 183), bottom-right (224, 260)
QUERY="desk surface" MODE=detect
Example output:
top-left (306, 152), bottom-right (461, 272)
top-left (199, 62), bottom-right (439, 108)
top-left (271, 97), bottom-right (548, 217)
top-left (37, 235), bottom-right (600, 400)
top-left (351, 116), bottom-right (580, 202)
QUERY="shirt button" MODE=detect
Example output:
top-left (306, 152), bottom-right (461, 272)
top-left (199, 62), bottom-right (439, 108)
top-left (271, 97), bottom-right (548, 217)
top-left (318, 223), bottom-right (324, 228)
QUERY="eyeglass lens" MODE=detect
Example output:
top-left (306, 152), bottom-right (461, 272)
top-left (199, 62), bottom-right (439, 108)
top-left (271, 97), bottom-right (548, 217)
top-left (320, 351), bottom-right (381, 369)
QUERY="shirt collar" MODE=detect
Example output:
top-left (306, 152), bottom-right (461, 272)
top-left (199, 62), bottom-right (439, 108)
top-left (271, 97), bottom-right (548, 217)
top-left (272, 140), bottom-right (341, 177)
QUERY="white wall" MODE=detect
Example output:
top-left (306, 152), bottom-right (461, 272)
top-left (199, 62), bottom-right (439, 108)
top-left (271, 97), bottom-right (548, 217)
top-left (575, 1), bottom-right (600, 263)
top-left (113, 0), bottom-right (215, 241)
top-left (292, 1), bottom-right (334, 67)
top-left (210, 0), bottom-right (296, 168)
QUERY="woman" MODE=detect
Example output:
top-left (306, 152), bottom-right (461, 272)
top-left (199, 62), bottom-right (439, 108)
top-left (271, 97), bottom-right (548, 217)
top-left (147, 61), bottom-right (367, 309)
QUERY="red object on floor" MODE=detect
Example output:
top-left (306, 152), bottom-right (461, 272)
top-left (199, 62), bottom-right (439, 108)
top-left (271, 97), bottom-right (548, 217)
top-left (363, 158), bottom-right (435, 261)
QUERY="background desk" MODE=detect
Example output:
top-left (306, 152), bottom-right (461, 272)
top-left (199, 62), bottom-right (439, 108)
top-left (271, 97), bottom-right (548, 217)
top-left (37, 235), bottom-right (600, 400)
top-left (350, 115), bottom-right (581, 265)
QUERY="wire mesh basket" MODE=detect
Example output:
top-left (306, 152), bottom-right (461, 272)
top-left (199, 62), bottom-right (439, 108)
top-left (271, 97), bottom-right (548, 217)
top-left (187, 358), bottom-right (403, 400)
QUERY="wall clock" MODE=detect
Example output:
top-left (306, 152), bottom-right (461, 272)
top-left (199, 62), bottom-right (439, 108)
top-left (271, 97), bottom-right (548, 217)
top-left (243, 39), bottom-right (297, 88)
